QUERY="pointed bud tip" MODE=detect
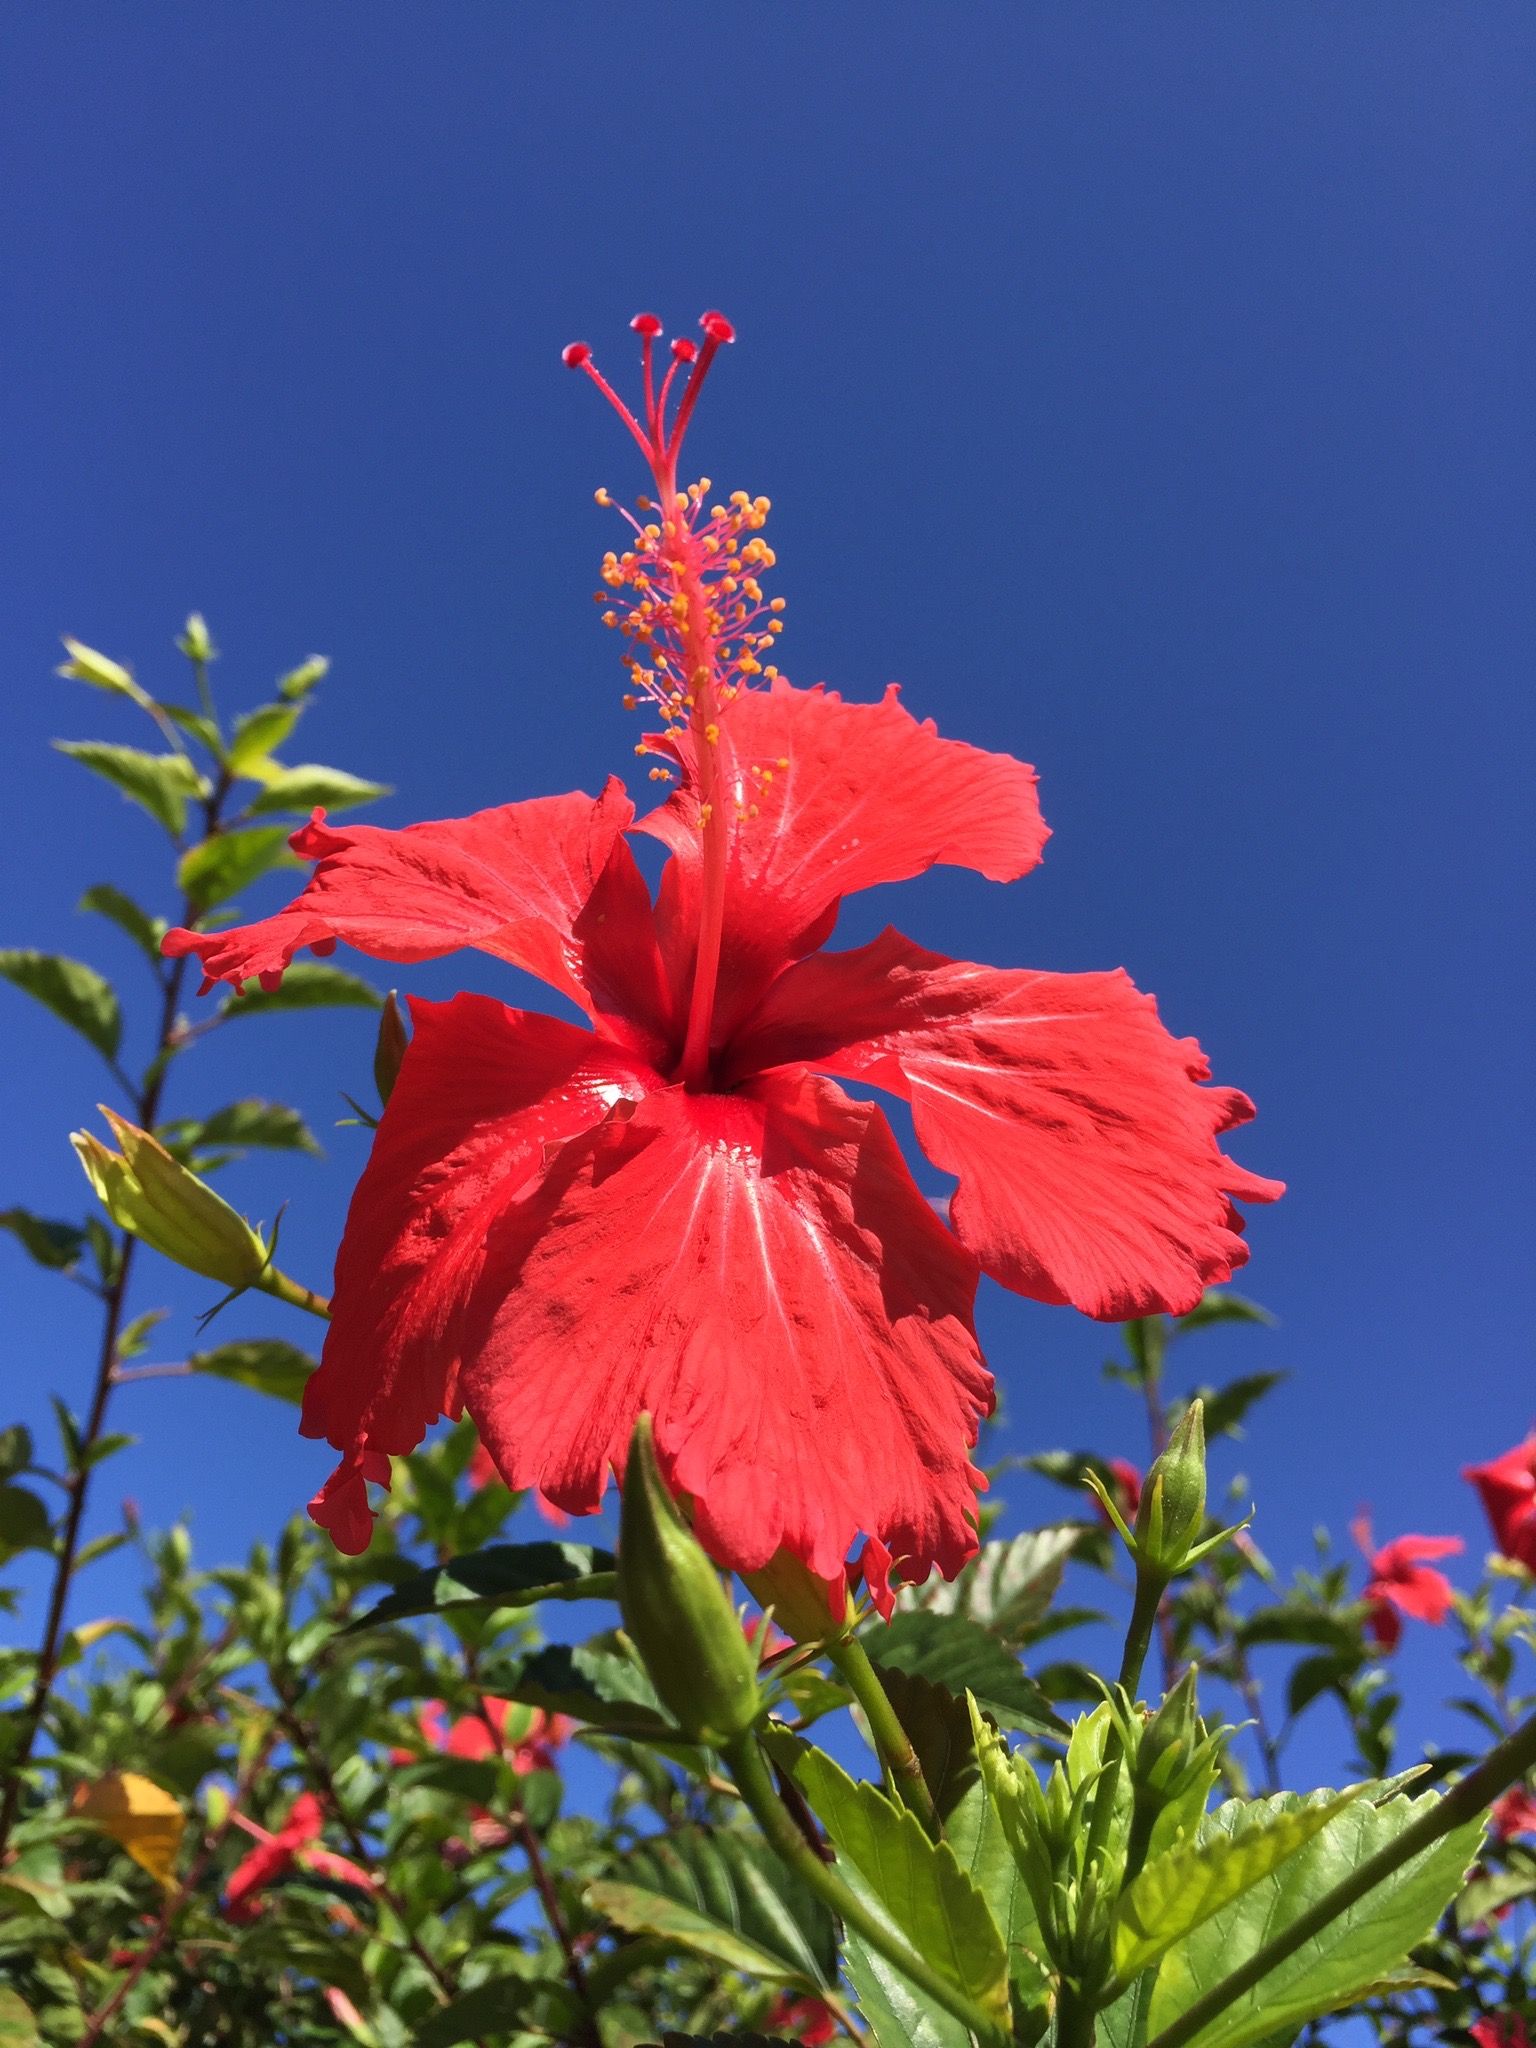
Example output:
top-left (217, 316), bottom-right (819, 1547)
top-left (562, 342), bottom-right (592, 369)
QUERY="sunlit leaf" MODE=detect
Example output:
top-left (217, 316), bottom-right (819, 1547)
top-left (247, 765), bottom-right (391, 815)
top-left (54, 741), bottom-right (205, 836)
top-left (72, 1771), bottom-right (185, 1886)
top-left (0, 1210), bottom-right (88, 1273)
top-left (189, 1339), bottom-right (317, 1405)
top-left (176, 825), bottom-right (300, 912)
top-left (228, 701), bottom-right (302, 774)
top-left (1146, 1785), bottom-right (1486, 2048)
top-left (1114, 1784), bottom-right (1365, 1977)
top-left (79, 884), bottom-right (168, 965)
top-left (0, 951), bottom-right (122, 1061)
top-left (220, 961), bottom-right (382, 1017)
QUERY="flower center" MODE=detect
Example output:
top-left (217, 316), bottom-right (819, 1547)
top-left (565, 311), bottom-right (786, 1090)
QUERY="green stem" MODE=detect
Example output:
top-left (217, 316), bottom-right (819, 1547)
top-left (827, 1632), bottom-right (940, 1837)
top-left (723, 1732), bottom-right (1010, 2048)
top-left (1143, 1706), bottom-right (1536, 2048)
top-left (256, 1265), bottom-right (331, 1319)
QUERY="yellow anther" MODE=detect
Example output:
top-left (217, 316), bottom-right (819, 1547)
top-left (754, 496), bottom-right (771, 515)
top-left (704, 723), bottom-right (720, 745)
top-left (601, 611), bottom-right (618, 627)
top-left (622, 694), bottom-right (637, 709)
top-left (730, 489), bottom-right (750, 508)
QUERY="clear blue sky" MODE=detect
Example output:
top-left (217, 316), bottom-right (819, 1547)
top-left (2, 8), bottom-right (1531, 1764)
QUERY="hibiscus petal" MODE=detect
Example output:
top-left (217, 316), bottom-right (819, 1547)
top-left (163, 778), bottom-right (652, 1017)
top-left (637, 680), bottom-right (1047, 1036)
top-left (300, 994), bottom-right (656, 1548)
top-left (729, 928), bottom-right (1283, 1321)
top-left (460, 1070), bottom-right (991, 1591)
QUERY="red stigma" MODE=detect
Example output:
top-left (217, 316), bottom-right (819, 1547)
top-left (566, 309), bottom-right (736, 497)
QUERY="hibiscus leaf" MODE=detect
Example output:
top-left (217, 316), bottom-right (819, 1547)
top-left (219, 961), bottom-right (382, 1017)
top-left (53, 741), bottom-right (206, 837)
top-left (1185, 1373), bottom-right (1286, 1442)
top-left (344, 1543), bottom-right (618, 1633)
top-left (587, 1823), bottom-right (837, 1990)
top-left (0, 1988), bottom-right (38, 2047)
top-left (868, 1610), bottom-right (1067, 1738)
top-left (873, 1667), bottom-right (978, 1823)
top-left (227, 701), bottom-right (302, 775)
top-left (246, 764), bottom-right (391, 815)
top-left (938, 1705), bottom-right (1049, 2009)
top-left (1113, 1783), bottom-right (1367, 1978)
top-left (1145, 1786), bottom-right (1486, 2048)
top-left (177, 826), bottom-right (301, 913)
top-left (500, 1640), bottom-right (671, 1739)
top-left (766, 1732), bottom-right (1011, 2030)
top-left (0, 1486), bottom-right (53, 1558)
top-left (78, 884), bottom-right (168, 965)
top-left (0, 1209), bottom-right (89, 1274)
top-left (0, 950), bottom-right (122, 1062)
top-left (188, 1340), bottom-right (317, 1405)
top-left (162, 1099), bottom-right (321, 1160)
top-left (1173, 1288), bottom-right (1275, 1337)
top-left (903, 1526), bottom-right (1083, 1646)
top-left (412, 1976), bottom-right (579, 2048)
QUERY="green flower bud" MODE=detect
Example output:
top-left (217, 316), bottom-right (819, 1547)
top-left (618, 1415), bottom-right (763, 1746)
top-left (277, 655), bottom-right (330, 702)
top-left (176, 613), bottom-right (217, 664)
top-left (1135, 1399), bottom-right (1208, 1577)
top-left (56, 637), bottom-right (154, 711)
top-left (373, 992), bottom-right (410, 1107)
top-left (72, 1107), bottom-right (268, 1289)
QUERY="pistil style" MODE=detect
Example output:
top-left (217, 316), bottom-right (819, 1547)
top-left (565, 309), bottom-right (785, 1085)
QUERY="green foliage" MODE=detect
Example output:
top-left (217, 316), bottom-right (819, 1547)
top-left (1146, 1786), bottom-right (1488, 2047)
top-left (770, 1735), bottom-right (1012, 2030)
top-left (219, 961), bottom-right (382, 1017)
top-left (54, 741), bottom-right (205, 837)
top-left (176, 824), bottom-right (300, 912)
top-left (868, 1608), bottom-right (1066, 1737)
top-left (0, 950), bottom-right (121, 1062)
top-left (2, 613), bottom-right (1528, 2048)
top-left (588, 1825), bottom-right (837, 1989)
top-left (347, 1542), bottom-right (619, 1630)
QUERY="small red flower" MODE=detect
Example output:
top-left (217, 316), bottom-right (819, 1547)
top-left (764, 1991), bottom-right (840, 2044)
top-left (165, 312), bottom-right (1280, 1612)
top-left (1094, 1457), bottom-right (1143, 1529)
top-left (1472, 2017), bottom-right (1530, 2048)
top-left (418, 1696), bottom-right (572, 1774)
top-left (222, 1791), bottom-right (371, 1921)
top-left (1464, 1436), bottom-right (1536, 1572)
top-left (1351, 1517), bottom-right (1463, 1652)
top-left (1489, 1784), bottom-right (1536, 1841)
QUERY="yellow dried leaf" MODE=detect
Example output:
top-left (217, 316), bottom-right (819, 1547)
top-left (72, 1771), bottom-right (184, 1886)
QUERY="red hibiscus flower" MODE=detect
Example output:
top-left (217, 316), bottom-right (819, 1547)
top-left (417, 1696), bottom-right (571, 1774)
top-left (164, 311), bottom-right (1280, 1613)
top-left (1351, 1517), bottom-right (1463, 1652)
top-left (1472, 2017), bottom-right (1530, 2048)
top-left (1489, 1784), bottom-right (1536, 1841)
top-left (763, 1991), bottom-right (840, 2044)
top-left (1464, 1436), bottom-right (1536, 1572)
top-left (223, 1790), bottom-right (371, 1922)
